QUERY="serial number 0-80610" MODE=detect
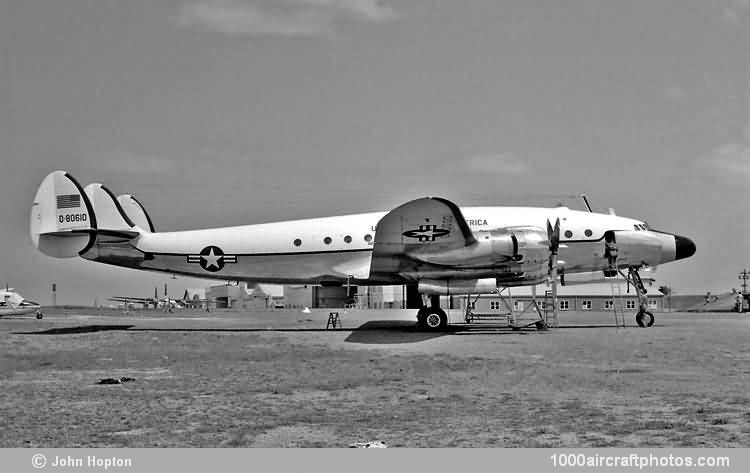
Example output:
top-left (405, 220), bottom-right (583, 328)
top-left (58, 214), bottom-right (87, 223)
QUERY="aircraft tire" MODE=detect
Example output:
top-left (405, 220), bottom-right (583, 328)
top-left (36, 312), bottom-right (43, 320)
top-left (635, 310), bottom-right (654, 328)
top-left (416, 307), bottom-right (427, 328)
top-left (422, 308), bottom-right (447, 331)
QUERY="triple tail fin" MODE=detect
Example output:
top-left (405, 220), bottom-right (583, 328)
top-left (30, 171), bottom-right (150, 258)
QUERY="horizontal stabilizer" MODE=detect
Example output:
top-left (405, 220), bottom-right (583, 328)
top-left (117, 194), bottom-right (155, 232)
top-left (30, 171), bottom-right (96, 257)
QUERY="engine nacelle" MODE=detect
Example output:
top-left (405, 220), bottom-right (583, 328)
top-left (413, 226), bottom-right (549, 270)
top-left (418, 278), bottom-right (499, 295)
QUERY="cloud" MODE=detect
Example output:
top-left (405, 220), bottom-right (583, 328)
top-left (297, 0), bottom-right (397, 21)
top-left (664, 85), bottom-right (688, 102)
top-left (720, 0), bottom-right (750, 28)
top-left (705, 143), bottom-right (750, 177)
top-left (462, 153), bottom-right (529, 175)
top-left (176, 0), bottom-right (397, 37)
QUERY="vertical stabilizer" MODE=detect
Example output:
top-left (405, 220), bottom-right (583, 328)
top-left (83, 183), bottom-right (134, 231)
top-left (117, 194), bottom-right (155, 233)
top-left (30, 171), bottom-right (96, 257)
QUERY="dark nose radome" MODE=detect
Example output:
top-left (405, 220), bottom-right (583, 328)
top-left (674, 235), bottom-right (696, 260)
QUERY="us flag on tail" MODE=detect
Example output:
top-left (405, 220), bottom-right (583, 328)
top-left (56, 194), bottom-right (80, 209)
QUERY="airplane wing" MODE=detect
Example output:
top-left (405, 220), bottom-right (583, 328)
top-left (368, 197), bottom-right (477, 281)
top-left (108, 296), bottom-right (154, 304)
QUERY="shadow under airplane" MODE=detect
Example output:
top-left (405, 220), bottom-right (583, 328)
top-left (14, 324), bottom-right (136, 335)
top-left (13, 320), bottom-right (635, 341)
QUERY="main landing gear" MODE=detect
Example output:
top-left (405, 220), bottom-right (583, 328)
top-left (621, 267), bottom-right (654, 328)
top-left (416, 295), bottom-right (447, 331)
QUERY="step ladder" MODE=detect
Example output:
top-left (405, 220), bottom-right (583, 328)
top-left (326, 311), bottom-right (341, 329)
top-left (543, 290), bottom-right (553, 324)
top-left (610, 281), bottom-right (627, 327)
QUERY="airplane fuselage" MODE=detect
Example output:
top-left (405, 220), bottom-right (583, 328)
top-left (80, 206), bottom-right (686, 286)
top-left (1, 291), bottom-right (42, 317)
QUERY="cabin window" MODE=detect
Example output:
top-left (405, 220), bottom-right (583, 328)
top-left (293, 239), bottom-right (302, 247)
top-left (364, 234), bottom-right (373, 242)
top-left (344, 235), bottom-right (352, 244)
top-left (323, 237), bottom-right (332, 245)
top-left (564, 230), bottom-right (573, 238)
top-left (584, 229), bottom-right (592, 237)
top-left (581, 300), bottom-right (592, 310)
top-left (634, 224), bottom-right (640, 231)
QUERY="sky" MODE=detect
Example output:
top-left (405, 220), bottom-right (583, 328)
top-left (1, 0), bottom-right (749, 305)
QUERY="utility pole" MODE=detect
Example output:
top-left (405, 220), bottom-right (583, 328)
top-left (740, 269), bottom-right (750, 295)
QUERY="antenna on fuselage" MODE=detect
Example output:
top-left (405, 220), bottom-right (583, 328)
top-left (580, 194), bottom-right (593, 212)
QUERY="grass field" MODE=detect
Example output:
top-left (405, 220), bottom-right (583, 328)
top-left (1, 309), bottom-right (749, 447)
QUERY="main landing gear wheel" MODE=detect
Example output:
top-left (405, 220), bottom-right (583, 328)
top-left (36, 311), bottom-right (43, 320)
top-left (417, 307), bottom-right (447, 331)
top-left (635, 310), bottom-right (654, 328)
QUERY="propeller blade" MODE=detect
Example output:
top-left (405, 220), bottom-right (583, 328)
top-left (546, 218), bottom-right (561, 254)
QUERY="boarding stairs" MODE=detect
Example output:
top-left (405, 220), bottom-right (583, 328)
top-left (464, 293), bottom-right (514, 326)
top-left (464, 288), bottom-right (548, 331)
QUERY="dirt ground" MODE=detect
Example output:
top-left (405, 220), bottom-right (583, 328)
top-left (1, 308), bottom-right (748, 447)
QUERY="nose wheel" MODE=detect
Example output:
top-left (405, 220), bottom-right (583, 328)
top-left (635, 309), bottom-right (654, 327)
top-left (623, 267), bottom-right (655, 328)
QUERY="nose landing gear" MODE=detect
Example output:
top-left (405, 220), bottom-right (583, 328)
top-left (622, 267), bottom-right (654, 328)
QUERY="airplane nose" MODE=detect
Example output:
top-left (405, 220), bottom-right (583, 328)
top-left (674, 235), bottom-right (696, 260)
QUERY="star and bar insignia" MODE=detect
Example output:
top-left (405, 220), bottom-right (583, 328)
top-left (187, 246), bottom-right (237, 272)
top-left (402, 224), bottom-right (450, 242)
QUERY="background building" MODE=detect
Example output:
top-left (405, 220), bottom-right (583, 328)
top-left (188, 277), bottom-right (668, 314)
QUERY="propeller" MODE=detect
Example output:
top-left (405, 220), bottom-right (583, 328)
top-left (546, 218), bottom-right (560, 261)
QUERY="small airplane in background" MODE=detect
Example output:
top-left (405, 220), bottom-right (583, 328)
top-left (109, 287), bottom-right (184, 310)
top-left (30, 170), bottom-right (696, 330)
top-left (1, 288), bottom-right (43, 319)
